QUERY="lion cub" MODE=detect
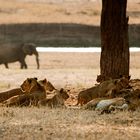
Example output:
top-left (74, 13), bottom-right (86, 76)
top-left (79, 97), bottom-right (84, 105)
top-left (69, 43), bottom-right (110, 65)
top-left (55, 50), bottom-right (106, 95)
top-left (0, 88), bottom-right (25, 103)
top-left (39, 78), bottom-right (56, 92)
top-left (0, 78), bottom-right (55, 104)
top-left (82, 98), bottom-right (107, 110)
top-left (123, 89), bottom-right (140, 111)
top-left (96, 75), bottom-right (111, 83)
top-left (38, 88), bottom-right (69, 108)
top-left (76, 76), bottom-right (130, 106)
top-left (82, 97), bottom-right (126, 112)
top-left (95, 97), bottom-right (126, 111)
top-left (3, 77), bottom-right (46, 106)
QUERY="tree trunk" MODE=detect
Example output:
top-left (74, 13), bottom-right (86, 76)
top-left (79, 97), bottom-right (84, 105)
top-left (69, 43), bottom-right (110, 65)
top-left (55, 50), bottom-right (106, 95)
top-left (100, 0), bottom-right (129, 79)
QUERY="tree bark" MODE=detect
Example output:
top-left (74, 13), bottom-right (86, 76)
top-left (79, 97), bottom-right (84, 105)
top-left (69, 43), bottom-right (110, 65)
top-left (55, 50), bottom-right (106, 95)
top-left (100, 0), bottom-right (129, 79)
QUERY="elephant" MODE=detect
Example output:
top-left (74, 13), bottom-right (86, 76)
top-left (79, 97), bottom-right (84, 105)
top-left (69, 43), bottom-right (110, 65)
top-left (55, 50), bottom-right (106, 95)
top-left (0, 43), bottom-right (39, 69)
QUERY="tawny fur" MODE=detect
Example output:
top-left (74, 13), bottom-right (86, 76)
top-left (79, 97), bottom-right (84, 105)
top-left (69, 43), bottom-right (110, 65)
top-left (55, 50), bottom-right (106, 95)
top-left (96, 75), bottom-right (111, 83)
top-left (38, 88), bottom-right (69, 108)
top-left (0, 78), bottom-right (55, 104)
top-left (2, 78), bottom-right (46, 107)
top-left (82, 98), bottom-right (107, 110)
top-left (95, 97), bottom-right (126, 111)
top-left (38, 78), bottom-right (56, 92)
top-left (76, 76), bottom-right (130, 106)
top-left (0, 88), bottom-right (25, 103)
top-left (123, 89), bottom-right (140, 111)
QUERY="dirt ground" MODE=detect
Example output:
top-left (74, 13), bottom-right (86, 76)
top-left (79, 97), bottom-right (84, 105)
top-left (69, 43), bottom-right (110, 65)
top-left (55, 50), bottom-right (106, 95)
top-left (0, 52), bottom-right (140, 140)
top-left (0, 0), bottom-right (139, 25)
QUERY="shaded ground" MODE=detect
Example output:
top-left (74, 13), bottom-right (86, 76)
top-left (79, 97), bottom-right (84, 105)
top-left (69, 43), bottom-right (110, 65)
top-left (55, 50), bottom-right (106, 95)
top-left (0, 52), bottom-right (140, 139)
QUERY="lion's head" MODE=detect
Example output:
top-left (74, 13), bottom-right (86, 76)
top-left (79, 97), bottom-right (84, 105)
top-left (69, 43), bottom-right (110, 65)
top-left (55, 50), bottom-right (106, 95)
top-left (39, 79), bottom-right (55, 92)
top-left (59, 88), bottom-right (69, 100)
top-left (96, 75), bottom-right (106, 83)
top-left (115, 76), bottom-right (130, 90)
top-left (20, 77), bottom-right (40, 93)
top-left (96, 75), bottom-right (111, 83)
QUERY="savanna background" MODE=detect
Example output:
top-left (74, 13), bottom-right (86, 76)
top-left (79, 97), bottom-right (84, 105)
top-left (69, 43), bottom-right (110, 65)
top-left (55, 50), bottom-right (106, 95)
top-left (0, 0), bottom-right (140, 139)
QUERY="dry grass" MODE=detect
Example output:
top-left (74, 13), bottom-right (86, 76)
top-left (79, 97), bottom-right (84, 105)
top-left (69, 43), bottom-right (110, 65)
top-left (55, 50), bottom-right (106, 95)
top-left (0, 107), bottom-right (140, 139)
top-left (0, 0), bottom-right (139, 25)
top-left (0, 0), bottom-right (101, 25)
top-left (0, 52), bottom-right (140, 139)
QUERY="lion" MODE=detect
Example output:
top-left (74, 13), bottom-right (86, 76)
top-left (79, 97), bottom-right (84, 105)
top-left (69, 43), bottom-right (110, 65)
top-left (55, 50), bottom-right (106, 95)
top-left (38, 88), bottom-right (69, 108)
top-left (123, 89), bottom-right (140, 111)
top-left (76, 86), bottom-right (98, 106)
top-left (76, 76), bottom-right (130, 106)
top-left (112, 87), bottom-right (140, 111)
top-left (1, 94), bottom-right (31, 107)
top-left (0, 78), bottom-right (55, 104)
top-left (82, 98), bottom-right (107, 110)
top-left (0, 88), bottom-right (25, 103)
top-left (82, 97), bottom-right (126, 112)
top-left (2, 77), bottom-right (46, 106)
top-left (96, 75), bottom-right (111, 83)
top-left (129, 79), bottom-right (140, 90)
top-left (95, 97), bottom-right (126, 111)
top-left (38, 78), bottom-right (56, 92)
top-left (98, 75), bottom-right (130, 97)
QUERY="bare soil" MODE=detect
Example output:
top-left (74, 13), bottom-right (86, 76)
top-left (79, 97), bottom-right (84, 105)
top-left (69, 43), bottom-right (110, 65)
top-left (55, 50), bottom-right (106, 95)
top-left (0, 52), bottom-right (140, 139)
top-left (0, 0), bottom-right (139, 25)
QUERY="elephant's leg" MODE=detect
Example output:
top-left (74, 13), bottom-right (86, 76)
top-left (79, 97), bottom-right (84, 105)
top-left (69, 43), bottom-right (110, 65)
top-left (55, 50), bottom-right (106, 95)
top-left (20, 59), bottom-right (27, 69)
top-left (4, 63), bottom-right (9, 69)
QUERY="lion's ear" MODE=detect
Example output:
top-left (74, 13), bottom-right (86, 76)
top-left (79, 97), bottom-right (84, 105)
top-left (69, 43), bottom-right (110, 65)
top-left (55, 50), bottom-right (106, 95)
top-left (60, 88), bottom-right (64, 93)
top-left (42, 78), bottom-right (47, 83)
top-left (114, 80), bottom-right (118, 85)
top-left (128, 75), bottom-right (131, 80)
top-left (27, 78), bottom-right (32, 84)
top-left (34, 77), bottom-right (38, 81)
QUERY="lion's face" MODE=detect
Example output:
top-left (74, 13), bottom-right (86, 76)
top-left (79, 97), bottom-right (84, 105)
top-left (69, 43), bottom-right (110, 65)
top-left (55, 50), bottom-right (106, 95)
top-left (96, 75), bottom-right (105, 83)
top-left (96, 75), bottom-right (111, 83)
top-left (39, 79), bottom-right (55, 92)
top-left (115, 76), bottom-right (130, 90)
top-left (20, 78), bottom-right (38, 92)
top-left (59, 88), bottom-right (69, 100)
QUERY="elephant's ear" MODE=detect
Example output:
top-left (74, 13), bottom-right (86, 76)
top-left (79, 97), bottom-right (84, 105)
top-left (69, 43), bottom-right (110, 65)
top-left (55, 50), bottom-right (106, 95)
top-left (22, 43), bottom-right (31, 54)
top-left (22, 43), bottom-right (36, 55)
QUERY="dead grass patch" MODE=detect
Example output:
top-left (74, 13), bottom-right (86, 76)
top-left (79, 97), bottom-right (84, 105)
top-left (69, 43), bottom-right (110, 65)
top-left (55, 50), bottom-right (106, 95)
top-left (0, 0), bottom-right (139, 25)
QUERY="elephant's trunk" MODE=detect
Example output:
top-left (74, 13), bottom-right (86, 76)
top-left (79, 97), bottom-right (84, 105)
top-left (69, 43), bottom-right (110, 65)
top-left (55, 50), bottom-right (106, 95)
top-left (34, 51), bottom-right (40, 69)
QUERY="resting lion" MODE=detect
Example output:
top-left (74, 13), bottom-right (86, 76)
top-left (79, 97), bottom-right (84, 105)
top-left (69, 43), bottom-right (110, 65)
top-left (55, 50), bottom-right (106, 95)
top-left (76, 76), bottom-right (130, 106)
top-left (0, 88), bottom-right (25, 103)
top-left (38, 78), bottom-right (56, 92)
top-left (0, 78), bottom-right (55, 104)
top-left (95, 97), bottom-right (126, 111)
top-left (82, 97), bottom-right (127, 113)
top-left (2, 77), bottom-right (46, 106)
top-left (96, 75), bottom-right (111, 83)
top-left (123, 89), bottom-right (140, 111)
top-left (82, 98), bottom-right (107, 110)
top-left (38, 88), bottom-right (69, 108)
